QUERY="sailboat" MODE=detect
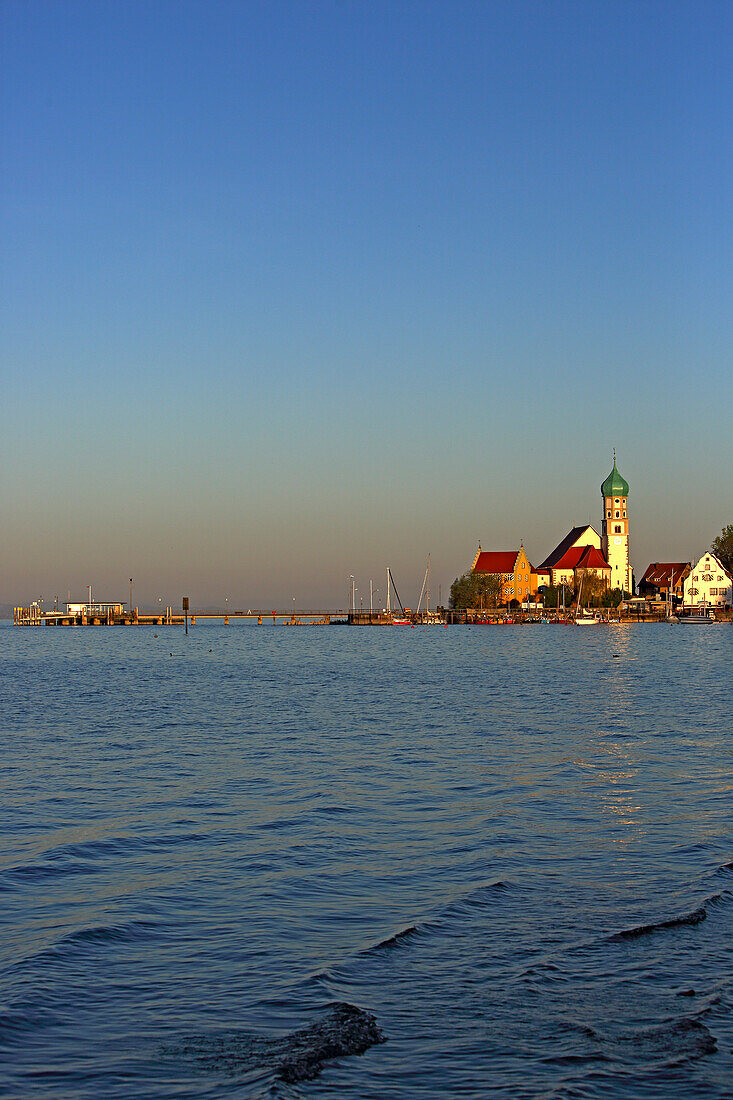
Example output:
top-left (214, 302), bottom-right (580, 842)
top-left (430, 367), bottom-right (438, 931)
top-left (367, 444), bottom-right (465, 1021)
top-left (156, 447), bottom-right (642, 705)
top-left (572, 573), bottom-right (600, 625)
top-left (665, 569), bottom-right (679, 623)
top-left (386, 568), bottom-right (411, 625)
top-left (679, 602), bottom-right (717, 624)
top-left (414, 555), bottom-right (443, 623)
top-left (679, 573), bottom-right (717, 622)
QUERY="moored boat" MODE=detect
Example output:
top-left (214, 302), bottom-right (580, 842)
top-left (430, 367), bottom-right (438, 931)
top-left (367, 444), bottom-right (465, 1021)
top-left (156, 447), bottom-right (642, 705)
top-left (574, 611), bottom-right (601, 625)
top-left (678, 609), bottom-right (717, 623)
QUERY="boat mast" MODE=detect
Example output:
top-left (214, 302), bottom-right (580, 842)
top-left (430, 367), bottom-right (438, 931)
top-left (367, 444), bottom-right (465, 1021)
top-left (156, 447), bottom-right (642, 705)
top-left (427, 554), bottom-right (430, 613)
top-left (388, 569), bottom-right (407, 616)
top-left (386, 567), bottom-right (390, 615)
top-left (416, 560), bottom-right (429, 615)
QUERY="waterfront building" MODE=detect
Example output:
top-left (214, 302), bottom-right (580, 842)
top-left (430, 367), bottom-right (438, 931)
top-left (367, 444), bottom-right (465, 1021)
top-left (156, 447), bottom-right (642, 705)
top-left (537, 525), bottom-right (609, 590)
top-left (683, 552), bottom-right (732, 610)
top-left (638, 562), bottom-right (690, 605)
top-left (472, 545), bottom-right (538, 607)
top-left (600, 456), bottom-right (633, 594)
top-left (66, 601), bottom-right (125, 617)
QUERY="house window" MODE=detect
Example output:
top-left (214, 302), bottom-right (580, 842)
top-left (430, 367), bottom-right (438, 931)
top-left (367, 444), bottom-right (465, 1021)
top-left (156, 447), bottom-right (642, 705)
top-left (615, 511), bottom-right (620, 518)
top-left (614, 525), bottom-right (621, 533)
top-left (607, 510), bottom-right (611, 518)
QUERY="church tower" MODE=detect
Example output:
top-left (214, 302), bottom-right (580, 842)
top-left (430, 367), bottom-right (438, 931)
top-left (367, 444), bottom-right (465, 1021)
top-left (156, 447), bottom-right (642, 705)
top-left (601, 454), bottom-right (632, 594)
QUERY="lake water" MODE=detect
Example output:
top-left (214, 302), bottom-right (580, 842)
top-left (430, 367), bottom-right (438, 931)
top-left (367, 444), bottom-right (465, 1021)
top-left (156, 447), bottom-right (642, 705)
top-left (1, 620), bottom-right (731, 1098)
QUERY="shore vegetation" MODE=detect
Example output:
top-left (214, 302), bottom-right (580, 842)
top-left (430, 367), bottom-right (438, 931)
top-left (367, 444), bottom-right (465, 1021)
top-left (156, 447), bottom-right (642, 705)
top-left (711, 525), bottom-right (733, 574)
top-left (449, 571), bottom-right (501, 610)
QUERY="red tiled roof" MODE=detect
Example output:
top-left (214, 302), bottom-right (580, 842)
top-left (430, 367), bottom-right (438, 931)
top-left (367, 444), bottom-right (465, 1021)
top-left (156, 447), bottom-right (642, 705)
top-left (473, 550), bottom-right (519, 574)
top-left (538, 526), bottom-right (600, 570)
top-left (553, 545), bottom-right (610, 571)
top-left (640, 562), bottom-right (690, 586)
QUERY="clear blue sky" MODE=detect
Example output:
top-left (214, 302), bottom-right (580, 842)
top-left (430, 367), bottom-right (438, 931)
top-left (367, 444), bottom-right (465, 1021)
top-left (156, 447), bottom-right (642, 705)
top-left (2, 0), bottom-right (732, 608)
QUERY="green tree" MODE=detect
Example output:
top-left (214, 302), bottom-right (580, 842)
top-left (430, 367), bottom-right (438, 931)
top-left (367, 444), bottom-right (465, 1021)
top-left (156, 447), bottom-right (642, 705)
top-left (600, 587), bottom-right (624, 609)
top-left (570, 571), bottom-right (606, 608)
top-left (538, 584), bottom-right (570, 610)
top-left (711, 525), bottom-right (733, 575)
top-left (449, 571), bottom-right (502, 610)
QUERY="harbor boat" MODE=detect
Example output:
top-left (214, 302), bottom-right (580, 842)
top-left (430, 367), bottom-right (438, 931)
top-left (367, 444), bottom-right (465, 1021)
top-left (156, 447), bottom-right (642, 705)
top-left (679, 586), bottom-right (717, 622)
top-left (574, 609), bottom-right (600, 625)
top-left (679, 608), bottom-right (717, 624)
top-left (571, 574), bottom-right (600, 625)
top-left (413, 555), bottom-right (445, 623)
top-left (386, 567), bottom-right (411, 625)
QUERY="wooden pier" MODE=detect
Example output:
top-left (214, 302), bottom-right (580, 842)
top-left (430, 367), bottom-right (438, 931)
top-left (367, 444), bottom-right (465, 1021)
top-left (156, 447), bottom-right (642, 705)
top-left (12, 604), bottom-right (450, 627)
top-left (14, 605), bottom-right (358, 627)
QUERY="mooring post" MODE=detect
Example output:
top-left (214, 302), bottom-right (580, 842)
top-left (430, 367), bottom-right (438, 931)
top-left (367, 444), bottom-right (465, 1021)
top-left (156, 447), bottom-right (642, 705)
top-left (183, 596), bottom-right (189, 635)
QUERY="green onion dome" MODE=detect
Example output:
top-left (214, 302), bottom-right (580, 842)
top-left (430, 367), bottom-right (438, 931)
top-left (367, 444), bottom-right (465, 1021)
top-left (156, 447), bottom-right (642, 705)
top-left (601, 458), bottom-right (629, 498)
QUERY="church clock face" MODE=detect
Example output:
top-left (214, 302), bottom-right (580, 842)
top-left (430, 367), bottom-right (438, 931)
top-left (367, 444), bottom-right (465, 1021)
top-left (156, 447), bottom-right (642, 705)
top-left (613, 536), bottom-right (622, 545)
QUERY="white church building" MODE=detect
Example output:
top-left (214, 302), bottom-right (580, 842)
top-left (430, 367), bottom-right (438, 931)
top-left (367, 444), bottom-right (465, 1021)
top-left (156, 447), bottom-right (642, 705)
top-left (683, 551), bottom-right (732, 610)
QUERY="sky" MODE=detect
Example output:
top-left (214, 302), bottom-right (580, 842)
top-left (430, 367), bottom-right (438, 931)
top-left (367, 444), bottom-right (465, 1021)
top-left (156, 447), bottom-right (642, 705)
top-left (2, 0), bottom-right (732, 609)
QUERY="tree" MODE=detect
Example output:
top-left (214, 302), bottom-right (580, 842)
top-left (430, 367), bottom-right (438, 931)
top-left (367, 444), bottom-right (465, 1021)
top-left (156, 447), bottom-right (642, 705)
top-left (570, 571), bottom-right (606, 608)
top-left (449, 571), bottom-right (502, 610)
top-left (600, 587), bottom-right (624, 609)
top-left (538, 584), bottom-right (570, 611)
top-left (711, 525), bottom-right (733, 575)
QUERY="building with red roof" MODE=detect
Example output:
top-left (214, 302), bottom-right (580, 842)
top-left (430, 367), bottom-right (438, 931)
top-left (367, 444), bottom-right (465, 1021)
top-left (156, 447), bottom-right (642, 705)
top-left (638, 562), bottom-right (690, 604)
top-left (537, 524), bottom-right (611, 589)
top-left (471, 545), bottom-right (538, 606)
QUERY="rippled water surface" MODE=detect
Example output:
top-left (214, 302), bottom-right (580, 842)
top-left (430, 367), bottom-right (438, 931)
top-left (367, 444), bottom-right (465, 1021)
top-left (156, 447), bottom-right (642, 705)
top-left (1, 620), bottom-right (731, 1098)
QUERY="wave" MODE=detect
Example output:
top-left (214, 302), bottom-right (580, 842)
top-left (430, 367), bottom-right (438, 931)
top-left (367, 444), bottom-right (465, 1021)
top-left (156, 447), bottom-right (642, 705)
top-left (558, 1015), bottom-right (717, 1067)
top-left (609, 888), bottom-right (731, 942)
top-left (609, 905), bottom-right (707, 941)
top-left (57, 919), bottom-right (161, 948)
top-left (8, 918), bottom-right (165, 976)
top-left (0, 833), bottom-right (205, 893)
top-left (0, 860), bottom-right (100, 891)
top-left (0, 1005), bottom-right (59, 1044)
top-left (358, 924), bottom-right (421, 955)
top-left (356, 880), bottom-right (509, 960)
top-left (292, 880), bottom-right (511, 994)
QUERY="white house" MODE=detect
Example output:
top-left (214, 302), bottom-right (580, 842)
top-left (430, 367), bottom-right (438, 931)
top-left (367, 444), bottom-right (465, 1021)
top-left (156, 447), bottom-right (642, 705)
top-left (683, 551), bottom-right (732, 610)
